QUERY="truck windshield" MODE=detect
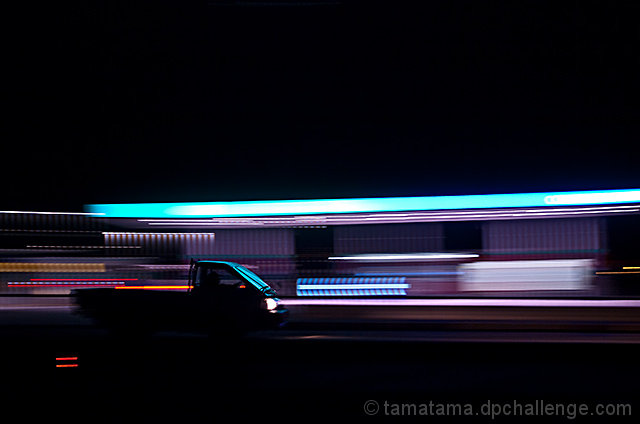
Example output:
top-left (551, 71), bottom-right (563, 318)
top-left (234, 265), bottom-right (271, 292)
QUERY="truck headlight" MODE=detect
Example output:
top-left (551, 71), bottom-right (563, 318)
top-left (264, 298), bottom-right (278, 311)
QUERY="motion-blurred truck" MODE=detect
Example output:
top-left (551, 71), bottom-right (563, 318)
top-left (74, 260), bottom-right (289, 336)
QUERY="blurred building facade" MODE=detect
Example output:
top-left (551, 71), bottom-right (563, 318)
top-left (1, 201), bottom-right (639, 297)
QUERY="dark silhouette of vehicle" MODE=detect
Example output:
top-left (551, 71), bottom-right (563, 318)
top-left (74, 260), bottom-right (288, 337)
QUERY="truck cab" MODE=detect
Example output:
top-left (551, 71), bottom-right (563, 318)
top-left (188, 260), bottom-right (288, 330)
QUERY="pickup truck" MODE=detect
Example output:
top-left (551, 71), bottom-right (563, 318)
top-left (74, 260), bottom-right (289, 337)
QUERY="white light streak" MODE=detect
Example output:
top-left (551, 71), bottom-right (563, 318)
top-left (280, 298), bottom-right (640, 307)
top-left (328, 253), bottom-right (479, 261)
top-left (0, 211), bottom-right (104, 216)
top-left (102, 232), bottom-right (216, 236)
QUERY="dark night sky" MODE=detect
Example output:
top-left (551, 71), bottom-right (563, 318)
top-left (2, 0), bottom-right (639, 211)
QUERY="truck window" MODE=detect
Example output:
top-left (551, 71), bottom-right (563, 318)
top-left (194, 267), bottom-right (220, 289)
top-left (194, 265), bottom-right (246, 291)
top-left (215, 269), bottom-right (244, 287)
top-left (234, 266), bottom-right (269, 290)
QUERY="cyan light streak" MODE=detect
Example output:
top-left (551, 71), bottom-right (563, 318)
top-left (86, 188), bottom-right (640, 218)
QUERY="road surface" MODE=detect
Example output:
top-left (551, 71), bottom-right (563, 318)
top-left (0, 296), bottom-right (638, 422)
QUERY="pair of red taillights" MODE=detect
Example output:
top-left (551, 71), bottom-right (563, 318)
top-left (55, 356), bottom-right (78, 368)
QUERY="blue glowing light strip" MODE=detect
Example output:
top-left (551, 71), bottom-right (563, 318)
top-left (298, 290), bottom-right (407, 296)
top-left (85, 188), bottom-right (640, 218)
top-left (296, 277), bottom-right (409, 297)
top-left (298, 283), bottom-right (410, 290)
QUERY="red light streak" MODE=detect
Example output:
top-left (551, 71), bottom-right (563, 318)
top-left (9, 284), bottom-right (122, 287)
top-left (30, 279), bottom-right (139, 281)
top-left (114, 286), bottom-right (191, 290)
top-left (56, 356), bottom-right (79, 367)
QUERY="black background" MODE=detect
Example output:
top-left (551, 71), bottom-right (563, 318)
top-left (2, 0), bottom-right (639, 211)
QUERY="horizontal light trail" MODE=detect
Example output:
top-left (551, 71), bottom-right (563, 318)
top-left (0, 210), bottom-right (103, 216)
top-left (130, 205), bottom-right (639, 227)
top-left (297, 277), bottom-right (409, 296)
top-left (26, 245), bottom-right (142, 249)
top-left (355, 272), bottom-right (462, 276)
top-left (86, 188), bottom-right (640, 218)
top-left (30, 279), bottom-right (138, 281)
top-left (146, 222), bottom-right (262, 226)
top-left (297, 284), bottom-right (410, 290)
top-left (8, 282), bottom-right (126, 287)
top-left (297, 290), bottom-right (408, 296)
top-left (102, 231), bottom-right (216, 236)
top-left (0, 263), bottom-right (106, 273)
top-left (280, 298), bottom-right (640, 308)
top-left (8, 278), bottom-right (138, 287)
top-left (114, 285), bottom-right (190, 290)
top-left (461, 259), bottom-right (592, 269)
top-left (328, 253), bottom-right (478, 261)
